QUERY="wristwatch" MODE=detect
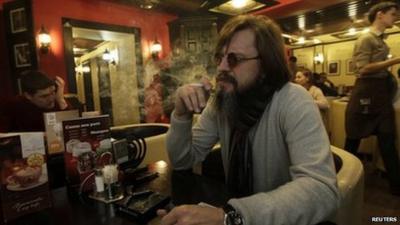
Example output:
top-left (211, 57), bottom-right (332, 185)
top-left (223, 204), bottom-right (244, 225)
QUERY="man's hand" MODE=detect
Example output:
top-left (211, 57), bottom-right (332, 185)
top-left (157, 204), bottom-right (224, 225)
top-left (54, 76), bottom-right (68, 110)
top-left (174, 78), bottom-right (212, 120)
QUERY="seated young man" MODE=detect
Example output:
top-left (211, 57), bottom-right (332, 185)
top-left (0, 70), bottom-right (69, 132)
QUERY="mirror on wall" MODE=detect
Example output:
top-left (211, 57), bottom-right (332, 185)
top-left (63, 19), bottom-right (143, 126)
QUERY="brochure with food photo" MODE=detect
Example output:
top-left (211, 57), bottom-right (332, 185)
top-left (0, 132), bottom-right (51, 223)
top-left (43, 110), bottom-right (79, 155)
top-left (62, 115), bottom-right (112, 191)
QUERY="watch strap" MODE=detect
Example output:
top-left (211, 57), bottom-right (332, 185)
top-left (223, 204), bottom-right (244, 225)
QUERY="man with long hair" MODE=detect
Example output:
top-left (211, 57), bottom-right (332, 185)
top-left (159, 15), bottom-right (338, 225)
top-left (345, 1), bottom-right (400, 195)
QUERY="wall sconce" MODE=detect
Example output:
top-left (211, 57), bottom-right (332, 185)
top-left (102, 49), bottom-right (117, 65)
top-left (314, 53), bottom-right (324, 64)
top-left (38, 25), bottom-right (51, 54)
top-left (150, 39), bottom-right (162, 59)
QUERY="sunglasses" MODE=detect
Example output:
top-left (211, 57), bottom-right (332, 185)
top-left (214, 52), bottom-right (260, 69)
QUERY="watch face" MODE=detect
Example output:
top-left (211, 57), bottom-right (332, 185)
top-left (223, 204), bottom-right (244, 225)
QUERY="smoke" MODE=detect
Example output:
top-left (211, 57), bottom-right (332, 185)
top-left (142, 48), bottom-right (217, 120)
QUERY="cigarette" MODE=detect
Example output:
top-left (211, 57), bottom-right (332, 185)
top-left (189, 83), bottom-right (204, 87)
top-left (189, 82), bottom-right (215, 94)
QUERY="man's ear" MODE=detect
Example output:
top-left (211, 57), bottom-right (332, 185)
top-left (23, 92), bottom-right (33, 101)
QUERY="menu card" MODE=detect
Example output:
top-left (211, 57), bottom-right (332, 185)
top-left (0, 132), bottom-right (51, 223)
top-left (62, 115), bottom-right (112, 191)
top-left (43, 110), bottom-right (79, 155)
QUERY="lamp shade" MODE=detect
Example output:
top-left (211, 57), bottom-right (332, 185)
top-left (38, 25), bottom-right (51, 53)
top-left (150, 41), bottom-right (162, 54)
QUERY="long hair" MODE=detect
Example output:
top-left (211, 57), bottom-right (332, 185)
top-left (215, 15), bottom-right (291, 90)
top-left (297, 67), bottom-right (314, 85)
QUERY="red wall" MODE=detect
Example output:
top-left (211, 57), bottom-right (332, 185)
top-left (32, 0), bottom-right (176, 91)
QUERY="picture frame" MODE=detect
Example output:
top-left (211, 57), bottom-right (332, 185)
top-left (14, 43), bottom-right (32, 68)
top-left (9, 7), bottom-right (27, 33)
top-left (327, 60), bottom-right (340, 76)
top-left (346, 59), bottom-right (355, 75)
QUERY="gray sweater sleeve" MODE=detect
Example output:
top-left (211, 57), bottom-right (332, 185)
top-left (229, 87), bottom-right (339, 225)
top-left (166, 104), bottom-right (220, 170)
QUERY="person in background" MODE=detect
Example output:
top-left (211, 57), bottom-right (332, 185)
top-left (0, 70), bottom-right (69, 132)
top-left (158, 15), bottom-right (338, 225)
top-left (345, 1), bottom-right (400, 196)
top-left (314, 72), bottom-right (338, 97)
top-left (295, 68), bottom-right (330, 110)
top-left (288, 55), bottom-right (298, 81)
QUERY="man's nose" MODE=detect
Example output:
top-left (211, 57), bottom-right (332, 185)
top-left (217, 55), bottom-right (230, 72)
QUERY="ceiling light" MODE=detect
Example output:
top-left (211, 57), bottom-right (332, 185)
top-left (298, 15), bottom-right (305, 30)
top-left (140, 0), bottom-right (156, 9)
top-left (231, 0), bottom-right (246, 8)
top-left (208, 0), bottom-right (270, 16)
top-left (347, 2), bottom-right (357, 18)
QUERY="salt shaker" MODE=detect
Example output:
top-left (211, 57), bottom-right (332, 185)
top-left (94, 168), bottom-right (104, 195)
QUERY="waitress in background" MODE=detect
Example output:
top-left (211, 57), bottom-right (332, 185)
top-left (294, 68), bottom-right (330, 110)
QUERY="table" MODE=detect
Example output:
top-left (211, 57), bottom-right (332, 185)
top-left (8, 161), bottom-right (229, 225)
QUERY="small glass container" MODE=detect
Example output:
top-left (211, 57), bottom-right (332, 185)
top-left (94, 168), bottom-right (104, 195)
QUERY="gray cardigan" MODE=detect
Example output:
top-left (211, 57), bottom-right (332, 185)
top-left (166, 82), bottom-right (339, 225)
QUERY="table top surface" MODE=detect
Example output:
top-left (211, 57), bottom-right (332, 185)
top-left (8, 162), bottom-right (229, 225)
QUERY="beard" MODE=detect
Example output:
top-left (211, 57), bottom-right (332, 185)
top-left (212, 72), bottom-right (240, 125)
top-left (212, 71), bottom-right (267, 127)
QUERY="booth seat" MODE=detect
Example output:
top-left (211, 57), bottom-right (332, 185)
top-left (331, 145), bottom-right (364, 225)
top-left (110, 123), bottom-right (170, 166)
top-left (199, 145), bottom-right (364, 225)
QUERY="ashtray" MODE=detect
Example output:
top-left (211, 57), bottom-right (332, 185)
top-left (115, 190), bottom-right (170, 223)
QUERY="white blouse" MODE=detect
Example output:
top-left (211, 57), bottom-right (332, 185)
top-left (308, 85), bottom-right (330, 110)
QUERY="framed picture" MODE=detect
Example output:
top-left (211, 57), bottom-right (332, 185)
top-left (327, 60), bottom-right (340, 76)
top-left (14, 43), bottom-right (31, 68)
top-left (346, 59), bottom-right (355, 75)
top-left (9, 7), bottom-right (27, 33)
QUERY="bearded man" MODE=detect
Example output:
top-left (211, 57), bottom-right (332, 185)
top-left (159, 15), bottom-right (339, 225)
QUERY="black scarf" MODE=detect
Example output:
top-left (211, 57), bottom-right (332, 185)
top-left (226, 81), bottom-right (276, 198)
